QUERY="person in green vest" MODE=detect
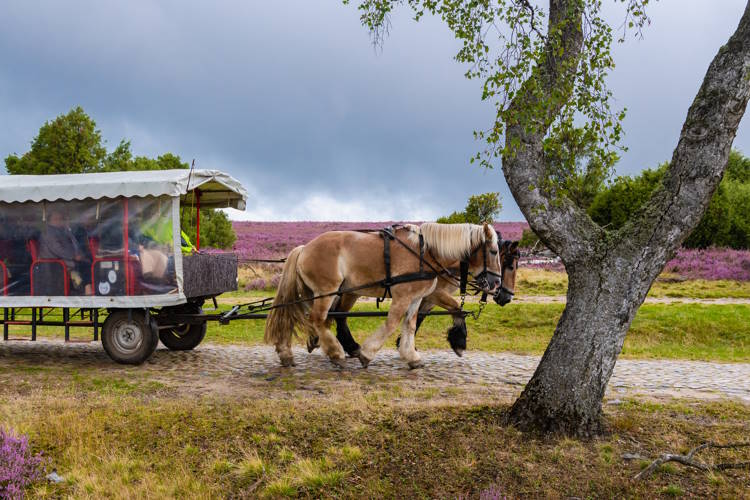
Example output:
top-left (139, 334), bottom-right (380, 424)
top-left (181, 230), bottom-right (196, 255)
top-left (139, 202), bottom-right (173, 249)
top-left (139, 203), bottom-right (196, 255)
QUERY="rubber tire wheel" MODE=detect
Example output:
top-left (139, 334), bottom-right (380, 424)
top-left (159, 320), bottom-right (207, 351)
top-left (102, 310), bottom-right (159, 365)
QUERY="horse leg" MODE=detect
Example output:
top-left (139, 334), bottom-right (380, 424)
top-left (396, 299), bottom-right (433, 348)
top-left (397, 297), bottom-right (424, 369)
top-left (307, 294), bottom-right (360, 357)
top-left (334, 293), bottom-right (361, 357)
top-left (306, 294), bottom-right (340, 353)
top-left (427, 290), bottom-right (467, 357)
top-left (357, 296), bottom-right (412, 368)
top-left (309, 295), bottom-right (348, 368)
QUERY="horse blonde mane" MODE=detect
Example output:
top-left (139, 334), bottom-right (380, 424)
top-left (406, 223), bottom-right (497, 261)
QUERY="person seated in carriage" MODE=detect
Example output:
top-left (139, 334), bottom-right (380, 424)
top-left (0, 214), bottom-right (31, 295)
top-left (39, 208), bottom-right (92, 295)
top-left (0, 214), bottom-right (32, 295)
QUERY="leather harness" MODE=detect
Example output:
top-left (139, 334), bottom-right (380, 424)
top-left (377, 226), bottom-right (436, 307)
top-left (375, 225), bottom-right (507, 307)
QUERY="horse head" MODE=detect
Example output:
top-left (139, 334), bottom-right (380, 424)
top-left (493, 240), bottom-right (519, 306)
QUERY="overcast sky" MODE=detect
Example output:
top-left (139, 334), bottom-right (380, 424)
top-left (1, 1), bottom-right (749, 221)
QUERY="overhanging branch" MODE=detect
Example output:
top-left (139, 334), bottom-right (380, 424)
top-left (501, 0), bottom-right (601, 263)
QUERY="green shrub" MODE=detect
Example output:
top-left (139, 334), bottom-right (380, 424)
top-left (181, 209), bottom-right (236, 250)
top-left (519, 228), bottom-right (540, 248)
top-left (588, 151), bottom-right (750, 249)
top-left (437, 192), bottom-right (502, 224)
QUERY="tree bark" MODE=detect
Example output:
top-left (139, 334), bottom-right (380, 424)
top-left (505, 1), bottom-right (750, 436)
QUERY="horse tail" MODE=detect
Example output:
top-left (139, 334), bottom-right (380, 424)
top-left (264, 245), bottom-right (311, 346)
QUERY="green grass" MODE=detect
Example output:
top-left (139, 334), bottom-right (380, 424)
top-left (5, 300), bottom-right (750, 362)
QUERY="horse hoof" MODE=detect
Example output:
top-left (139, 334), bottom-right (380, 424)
top-left (330, 357), bottom-right (346, 369)
top-left (307, 336), bottom-right (319, 353)
top-left (280, 356), bottom-right (296, 367)
top-left (358, 353), bottom-right (371, 368)
top-left (408, 360), bottom-right (424, 370)
top-left (346, 348), bottom-right (361, 359)
top-left (452, 348), bottom-right (464, 358)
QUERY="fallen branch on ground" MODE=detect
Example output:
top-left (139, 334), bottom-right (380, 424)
top-left (634, 442), bottom-right (750, 480)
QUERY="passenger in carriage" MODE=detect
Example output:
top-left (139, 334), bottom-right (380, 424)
top-left (39, 208), bottom-right (92, 295)
top-left (0, 214), bottom-right (32, 295)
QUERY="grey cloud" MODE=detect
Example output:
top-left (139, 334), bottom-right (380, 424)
top-left (1, 1), bottom-right (749, 221)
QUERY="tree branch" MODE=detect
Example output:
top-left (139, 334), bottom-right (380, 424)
top-left (501, 0), bottom-right (601, 263)
top-left (634, 442), bottom-right (750, 480)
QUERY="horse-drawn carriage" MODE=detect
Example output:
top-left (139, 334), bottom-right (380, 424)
top-left (0, 169), bottom-right (246, 364)
top-left (1, 169), bottom-right (519, 368)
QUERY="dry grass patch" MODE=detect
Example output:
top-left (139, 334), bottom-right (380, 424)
top-left (3, 377), bottom-right (749, 499)
top-left (513, 267), bottom-right (750, 299)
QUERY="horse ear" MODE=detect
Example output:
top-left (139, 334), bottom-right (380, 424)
top-left (483, 223), bottom-right (494, 241)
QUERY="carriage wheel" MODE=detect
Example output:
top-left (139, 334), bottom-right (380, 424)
top-left (101, 310), bottom-right (159, 365)
top-left (158, 304), bottom-right (207, 351)
top-left (159, 321), bottom-right (207, 351)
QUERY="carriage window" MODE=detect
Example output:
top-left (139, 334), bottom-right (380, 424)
top-left (0, 197), bottom-right (178, 297)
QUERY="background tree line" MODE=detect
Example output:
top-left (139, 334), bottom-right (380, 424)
top-left (520, 150), bottom-right (750, 250)
top-left (4, 107), bottom-right (236, 249)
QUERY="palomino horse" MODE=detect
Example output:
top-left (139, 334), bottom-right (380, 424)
top-left (264, 223), bottom-right (505, 368)
top-left (328, 238), bottom-right (520, 359)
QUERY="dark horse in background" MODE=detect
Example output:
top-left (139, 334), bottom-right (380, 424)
top-left (328, 236), bottom-right (520, 360)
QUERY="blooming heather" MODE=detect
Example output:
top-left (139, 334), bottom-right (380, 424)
top-left (520, 247), bottom-right (750, 280)
top-left (229, 221), bottom-right (529, 260)
top-left (222, 222), bottom-right (749, 281)
top-left (0, 428), bottom-right (44, 499)
top-left (664, 247), bottom-right (750, 281)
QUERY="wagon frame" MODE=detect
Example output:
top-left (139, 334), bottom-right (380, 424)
top-left (1, 169), bottom-right (246, 363)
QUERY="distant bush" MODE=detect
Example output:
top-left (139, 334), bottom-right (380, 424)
top-left (588, 150), bottom-right (750, 249)
top-left (0, 428), bottom-right (45, 498)
top-left (518, 228), bottom-right (540, 248)
top-left (588, 163), bottom-right (667, 230)
top-left (181, 209), bottom-right (237, 250)
top-left (436, 211), bottom-right (468, 224)
top-left (437, 192), bottom-right (502, 224)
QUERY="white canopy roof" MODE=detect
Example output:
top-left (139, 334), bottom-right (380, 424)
top-left (0, 169), bottom-right (247, 210)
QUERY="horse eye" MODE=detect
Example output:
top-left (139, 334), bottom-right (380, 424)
top-left (490, 250), bottom-right (498, 255)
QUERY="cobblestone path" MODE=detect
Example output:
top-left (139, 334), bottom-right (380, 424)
top-left (1, 340), bottom-right (749, 403)
top-left (511, 295), bottom-right (750, 305)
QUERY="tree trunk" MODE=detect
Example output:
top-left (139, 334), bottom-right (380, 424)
top-left (507, 253), bottom-right (651, 437)
top-left (506, 1), bottom-right (750, 436)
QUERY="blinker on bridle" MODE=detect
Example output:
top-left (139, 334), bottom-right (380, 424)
top-left (460, 238), bottom-right (515, 298)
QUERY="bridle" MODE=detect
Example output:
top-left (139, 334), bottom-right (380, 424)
top-left (468, 241), bottom-right (503, 292)
top-left (496, 241), bottom-right (519, 299)
top-left (458, 237), bottom-right (514, 299)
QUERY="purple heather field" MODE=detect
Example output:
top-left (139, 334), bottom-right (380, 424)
top-left (227, 221), bottom-right (750, 281)
top-left (230, 221), bottom-right (528, 260)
